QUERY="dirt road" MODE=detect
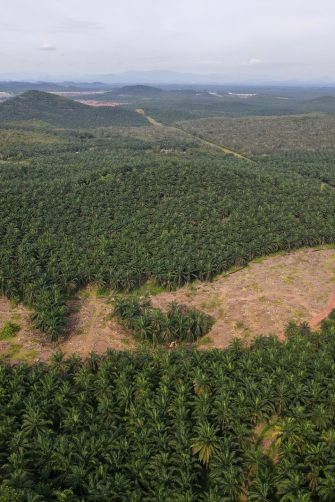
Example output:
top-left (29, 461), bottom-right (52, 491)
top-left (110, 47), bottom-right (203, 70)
top-left (135, 108), bottom-right (253, 161)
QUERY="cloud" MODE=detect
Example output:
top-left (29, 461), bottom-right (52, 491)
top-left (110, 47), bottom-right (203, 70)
top-left (50, 19), bottom-right (102, 34)
top-left (38, 44), bottom-right (57, 51)
top-left (243, 58), bottom-right (262, 66)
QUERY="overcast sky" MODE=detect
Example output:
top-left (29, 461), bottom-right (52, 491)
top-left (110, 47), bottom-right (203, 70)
top-left (1, 0), bottom-right (334, 81)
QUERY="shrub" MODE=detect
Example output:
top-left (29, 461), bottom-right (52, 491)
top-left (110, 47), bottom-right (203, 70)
top-left (0, 322), bottom-right (20, 340)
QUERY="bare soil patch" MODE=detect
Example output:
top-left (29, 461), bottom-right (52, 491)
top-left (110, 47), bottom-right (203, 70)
top-left (150, 248), bottom-right (335, 348)
top-left (76, 100), bottom-right (124, 107)
top-left (0, 297), bottom-right (52, 363)
top-left (0, 248), bottom-right (334, 361)
top-left (61, 288), bottom-right (135, 358)
top-left (0, 288), bottom-right (134, 363)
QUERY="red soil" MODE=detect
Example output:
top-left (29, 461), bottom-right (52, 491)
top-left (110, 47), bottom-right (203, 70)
top-left (309, 292), bottom-right (335, 330)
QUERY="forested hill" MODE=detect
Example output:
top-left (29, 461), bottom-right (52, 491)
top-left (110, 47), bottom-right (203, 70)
top-left (108, 84), bottom-right (163, 96)
top-left (0, 90), bottom-right (148, 128)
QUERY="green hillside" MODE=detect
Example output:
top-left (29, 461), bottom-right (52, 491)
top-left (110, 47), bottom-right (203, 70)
top-left (0, 90), bottom-right (148, 128)
top-left (110, 84), bottom-right (163, 95)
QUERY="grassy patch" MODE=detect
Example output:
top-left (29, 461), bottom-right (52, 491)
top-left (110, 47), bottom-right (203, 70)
top-left (77, 287), bottom-right (97, 299)
top-left (200, 297), bottom-right (226, 317)
top-left (11, 313), bottom-right (21, 321)
top-left (17, 349), bottom-right (38, 363)
top-left (0, 322), bottom-right (20, 340)
top-left (129, 281), bottom-right (168, 297)
top-left (4, 343), bottom-right (22, 358)
top-left (10, 297), bottom-right (21, 307)
top-left (197, 335), bottom-right (212, 346)
top-left (252, 256), bottom-right (267, 264)
top-left (235, 320), bottom-right (252, 338)
top-left (292, 309), bottom-right (306, 320)
top-left (248, 282), bottom-right (261, 291)
top-left (96, 287), bottom-right (112, 298)
top-left (1, 340), bottom-right (38, 363)
top-left (284, 274), bottom-right (295, 283)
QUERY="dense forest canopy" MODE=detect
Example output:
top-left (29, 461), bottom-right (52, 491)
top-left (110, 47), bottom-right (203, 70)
top-left (1, 317), bottom-right (335, 500)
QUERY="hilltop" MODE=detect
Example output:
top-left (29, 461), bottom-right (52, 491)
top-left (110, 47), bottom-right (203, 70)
top-left (0, 90), bottom-right (148, 128)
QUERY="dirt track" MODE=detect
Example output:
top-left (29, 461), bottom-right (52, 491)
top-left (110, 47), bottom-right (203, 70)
top-left (135, 109), bottom-right (253, 161)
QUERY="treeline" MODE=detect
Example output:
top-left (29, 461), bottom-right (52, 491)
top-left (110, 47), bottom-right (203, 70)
top-left (114, 297), bottom-right (213, 344)
top-left (0, 131), bottom-right (335, 339)
top-left (1, 316), bottom-right (335, 499)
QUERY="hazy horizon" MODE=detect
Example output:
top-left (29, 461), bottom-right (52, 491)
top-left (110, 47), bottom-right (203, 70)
top-left (1, 0), bottom-right (334, 83)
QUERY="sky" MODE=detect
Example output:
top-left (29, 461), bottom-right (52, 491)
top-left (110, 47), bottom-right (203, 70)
top-left (1, 0), bottom-right (334, 82)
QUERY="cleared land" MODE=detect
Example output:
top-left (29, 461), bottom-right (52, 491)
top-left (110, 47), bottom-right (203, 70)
top-left (0, 248), bottom-right (334, 362)
top-left (0, 287), bottom-right (134, 364)
top-left (76, 100), bottom-right (123, 107)
top-left (150, 248), bottom-right (335, 348)
top-left (178, 114), bottom-right (335, 155)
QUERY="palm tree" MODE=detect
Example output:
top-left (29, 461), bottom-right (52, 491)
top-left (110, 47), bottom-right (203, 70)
top-left (276, 472), bottom-right (305, 501)
top-left (21, 406), bottom-right (52, 437)
top-left (191, 421), bottom-right (220, 466)
top-left (317, 472), bottom-right (335, 501)
top-left (248, 478), bottom-right (274, 501)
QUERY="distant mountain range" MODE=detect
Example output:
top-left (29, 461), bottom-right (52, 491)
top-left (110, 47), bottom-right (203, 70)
top-left (0, 81), bottom-right (107, 93)
top-left (2, 70), bottom-right (335, 87)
